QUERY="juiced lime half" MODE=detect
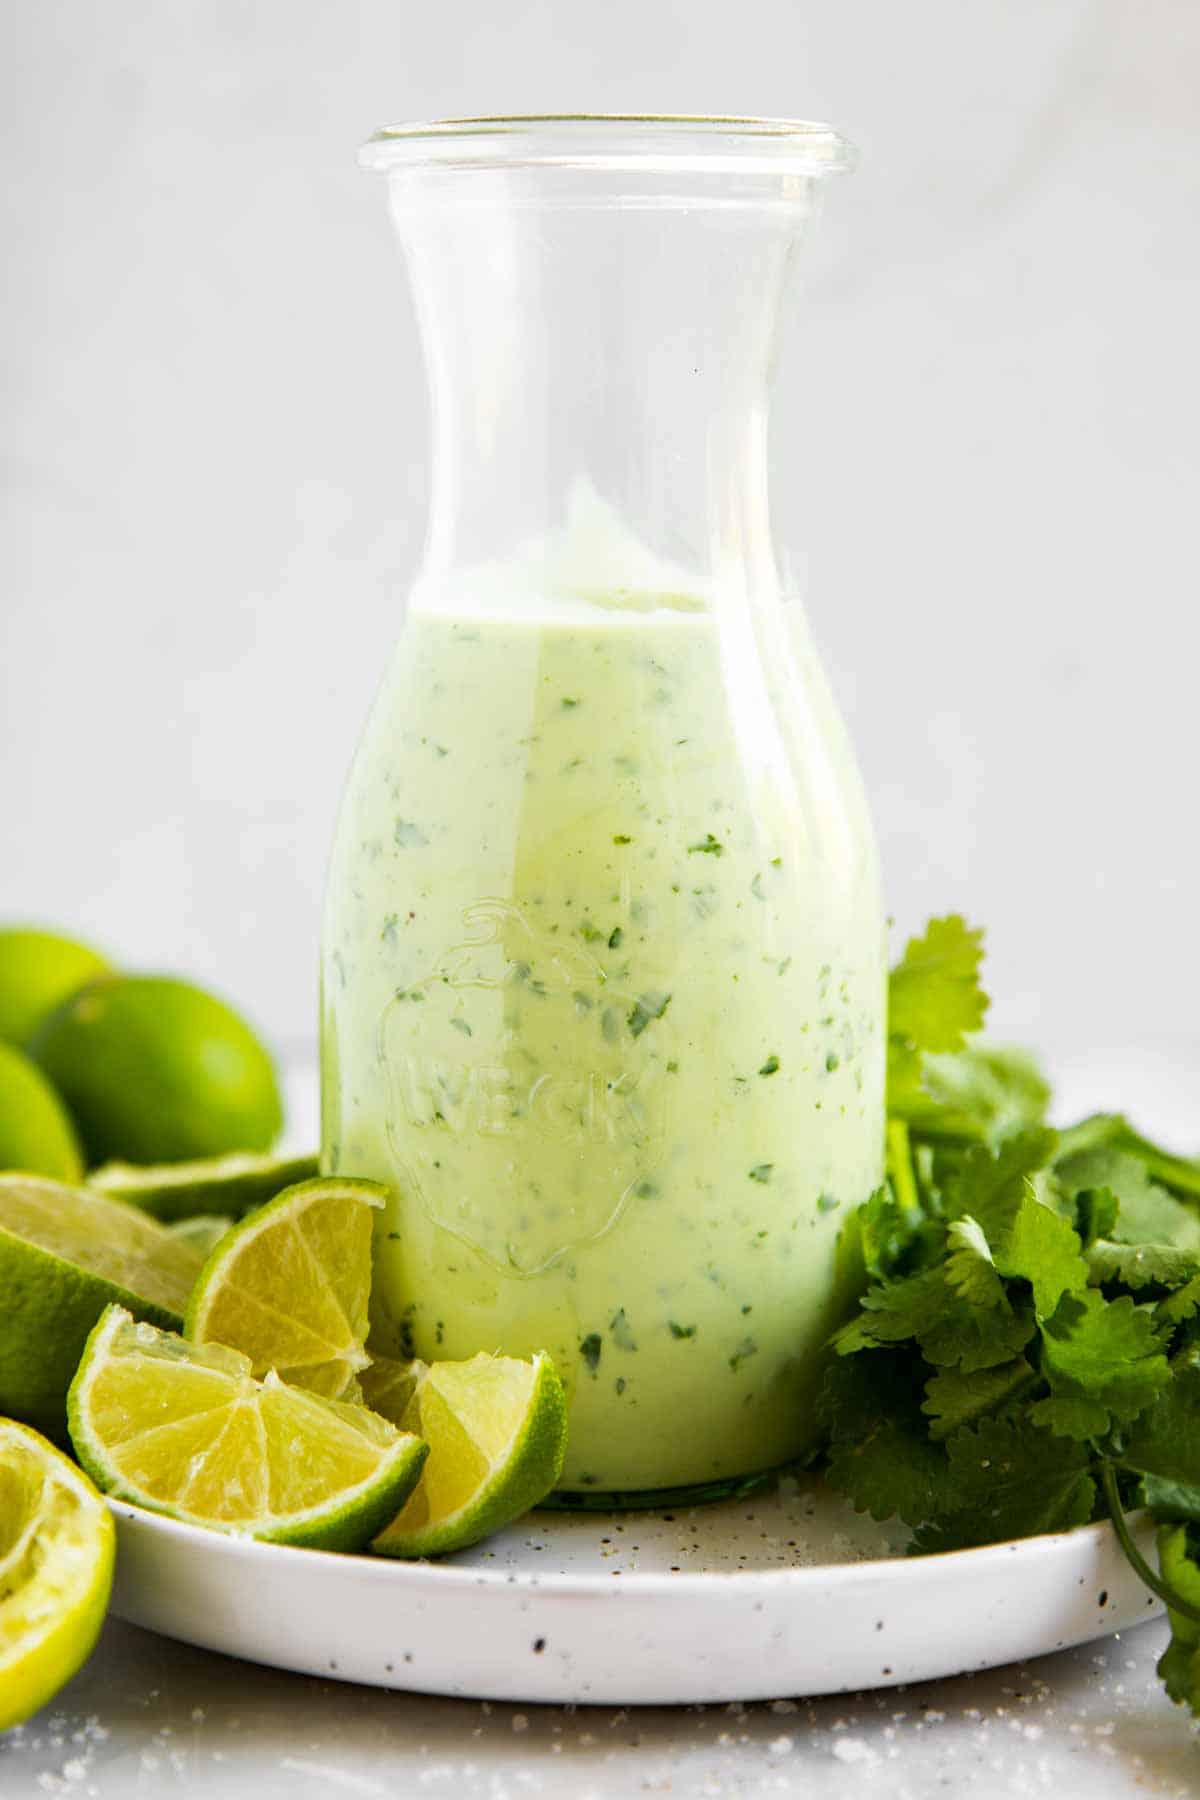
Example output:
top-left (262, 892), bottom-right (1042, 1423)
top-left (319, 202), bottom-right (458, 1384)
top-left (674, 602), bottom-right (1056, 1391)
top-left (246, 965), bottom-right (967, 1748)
top-left (69, 1306), bottom-right (427, 1550)
top-left (91, 1151), bottom-right (320, 1222)
top-left (184, 1177), bottom-right (385, 1399)
top-left (0, 1174), bottom-right (203, 1439)
top-left (370, 1351), bottom-right (567, 1558)
top-left (0, 1419), bottom-right (115, 1730)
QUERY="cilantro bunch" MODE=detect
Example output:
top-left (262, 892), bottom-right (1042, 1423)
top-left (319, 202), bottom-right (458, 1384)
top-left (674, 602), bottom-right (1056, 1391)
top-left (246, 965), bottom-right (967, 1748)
top-left (823, 917), bottom-right (1200, 1714)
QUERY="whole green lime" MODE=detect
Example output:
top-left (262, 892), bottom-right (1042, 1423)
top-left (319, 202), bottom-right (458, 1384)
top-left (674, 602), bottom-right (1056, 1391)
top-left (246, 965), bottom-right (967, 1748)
top-left (29, 975), bottom-right (284, 1166)
top-left (0, 927), bottom-right (111, 1046)
top-left (0, 1041), bottom-right (84, 1179)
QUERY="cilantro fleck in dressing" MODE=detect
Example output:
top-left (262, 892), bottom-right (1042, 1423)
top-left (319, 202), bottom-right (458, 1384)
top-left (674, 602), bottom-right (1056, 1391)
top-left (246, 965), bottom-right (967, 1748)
top-left (322, 579), bottom-right (885, 1492)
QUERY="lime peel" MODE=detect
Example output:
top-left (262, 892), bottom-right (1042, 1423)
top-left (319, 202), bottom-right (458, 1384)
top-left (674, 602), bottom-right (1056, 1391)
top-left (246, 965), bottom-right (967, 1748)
top-left (91, 1151), bottom-right (320, 1223)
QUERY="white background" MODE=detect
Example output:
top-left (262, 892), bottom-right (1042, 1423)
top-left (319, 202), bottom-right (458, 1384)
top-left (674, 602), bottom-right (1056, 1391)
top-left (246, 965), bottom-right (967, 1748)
top-left (3, 0), bottom-right (1198, 1081)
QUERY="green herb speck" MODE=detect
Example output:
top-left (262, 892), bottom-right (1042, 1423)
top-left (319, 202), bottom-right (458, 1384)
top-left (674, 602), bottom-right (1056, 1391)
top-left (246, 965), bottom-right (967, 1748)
top-left (562, 697), bottom-right (580, 709)
top-left (628, 992), bottom-right (671, 1038)
top-left (449, 1017), bottom-right (472, 1038)
top-left (826, 1051), bottom-right (840, 1072)
top-left (817, 1193), bottom-right (841, 1213)
top-left (669, 1321), bottom-right (697, 1339)
top-left (610, 1308), bottom-right (638, 1351)
top-left (729, 1337), bottom-right (758, 1373)
top-left (613, 834), bottom-right (632, 845)
top-left (688, 833), bottom-right (725, 857)
top-left (759, 1054), bottom-right (780, 1077)
top-left (394, 818), bottom-right (429, 848)
top-left (608, 926), bottom-right (624, 949)
top-left (580, 1333), bottom-right (602, 1375)
top-left (749, 1164), bottom-right (774, 1184)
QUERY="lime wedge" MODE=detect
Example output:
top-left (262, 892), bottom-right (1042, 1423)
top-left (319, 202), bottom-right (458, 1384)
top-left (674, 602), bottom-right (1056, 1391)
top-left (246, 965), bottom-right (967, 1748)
top-left (168, 1215), bottom-right (232, 1258)
top-left (0, 1419), bottom-right (115, 1730)
top-left (68, 1306), bottom-right (427, 1549)
top-left (370, 1351), bottom-right (567, 1558)
top-left (184, 1177), bottom-right (384, 1400)
top-left (359, 1353), bottom-right (424, 1423)
top-left (91, 1151), bottom-right (320, 1222)
top-left (0, 1174), bottom-right (203, 1439)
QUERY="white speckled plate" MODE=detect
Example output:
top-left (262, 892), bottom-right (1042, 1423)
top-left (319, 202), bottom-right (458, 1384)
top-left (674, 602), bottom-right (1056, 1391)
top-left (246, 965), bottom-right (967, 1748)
top-left (109, 1474), bottom-right (1163, 1706)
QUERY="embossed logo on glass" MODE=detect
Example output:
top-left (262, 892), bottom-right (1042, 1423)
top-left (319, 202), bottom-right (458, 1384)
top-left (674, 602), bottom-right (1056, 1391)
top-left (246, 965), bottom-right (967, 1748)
top-left (378, 900), bottom-right (669, 1274)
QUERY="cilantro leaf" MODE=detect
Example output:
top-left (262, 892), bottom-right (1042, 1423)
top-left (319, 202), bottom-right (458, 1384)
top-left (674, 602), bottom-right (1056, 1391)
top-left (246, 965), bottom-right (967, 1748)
top-left (1156, 1525), bottom-right (1200, 1714)
top-left (939, 1129), bottom-right (1058, 1246)
top-left (1058, 1113), bottom-right (1200, 1205)
top-left (1033, 1291), bottom-right (1171, 1439)
top-left (944, 1217), bottom-right (1006, 1308)
top-left (920, 1288), bottom-right (1036, 1373)
top-left (832, 1264), bottom-right (1035, 1373)
top-left (995, 1191), bottom-right (1088, 1319)
top-left (821, 1351), bottom-right (959, 1526)
top-left (888, 915), bottom-right (989, 1054)
top-left (832, 1267), bottom-right (948, 1354)
top-left (1076, 1185), bottom-right (1119, 1248)
top-left (1087, 1239), bottom-right (1200, 1292)
top-left (1160, 1275), bottom-right (1200, 1327)
top-left (894, 1045), bottom-right (1051, 1145)
top-left (921, 1358), bottom-right (1035, 1441)
top-left (1055, 1148), bottom-right (1200, 1254)
top-left (912, 1416), bottom-right (1095, 1553)
top-left (1120, 1362), bottom-right (1200, 1490)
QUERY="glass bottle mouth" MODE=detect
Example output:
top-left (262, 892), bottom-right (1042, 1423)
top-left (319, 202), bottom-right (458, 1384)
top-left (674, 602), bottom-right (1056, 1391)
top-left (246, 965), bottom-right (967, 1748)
top-left (360, 113), bottom-right (857, 179)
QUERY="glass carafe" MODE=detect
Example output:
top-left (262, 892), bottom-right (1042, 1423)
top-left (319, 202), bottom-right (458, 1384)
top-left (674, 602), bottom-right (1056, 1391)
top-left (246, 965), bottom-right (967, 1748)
top-left (323, 116), bottom-right (885, 1499)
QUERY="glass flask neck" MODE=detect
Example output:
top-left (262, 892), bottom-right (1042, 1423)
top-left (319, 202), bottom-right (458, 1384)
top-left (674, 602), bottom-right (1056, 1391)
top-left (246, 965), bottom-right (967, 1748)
top-left (371, 128), bottom-right (848, 607)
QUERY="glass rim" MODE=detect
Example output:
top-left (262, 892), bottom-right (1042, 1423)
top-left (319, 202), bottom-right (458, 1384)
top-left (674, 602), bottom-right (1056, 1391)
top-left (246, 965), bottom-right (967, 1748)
top-left (360, 113), bottom-right (857, 178)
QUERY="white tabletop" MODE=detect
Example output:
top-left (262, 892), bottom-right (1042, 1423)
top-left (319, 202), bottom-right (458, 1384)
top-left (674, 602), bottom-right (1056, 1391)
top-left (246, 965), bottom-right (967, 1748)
top-left (3, 1612), bottom-right (1197, 1798)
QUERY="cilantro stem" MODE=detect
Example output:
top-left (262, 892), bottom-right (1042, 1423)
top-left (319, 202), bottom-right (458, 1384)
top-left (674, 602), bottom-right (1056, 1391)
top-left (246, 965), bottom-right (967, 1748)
top-left (1100, 1462), bottom-right (1200, 1626)
top-left (886, 1119), bottom-right (920, 1221)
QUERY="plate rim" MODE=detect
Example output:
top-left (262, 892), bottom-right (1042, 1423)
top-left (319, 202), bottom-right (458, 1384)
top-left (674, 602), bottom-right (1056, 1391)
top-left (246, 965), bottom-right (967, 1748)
top-left (108, 1495), bottom-right (1150, 1598)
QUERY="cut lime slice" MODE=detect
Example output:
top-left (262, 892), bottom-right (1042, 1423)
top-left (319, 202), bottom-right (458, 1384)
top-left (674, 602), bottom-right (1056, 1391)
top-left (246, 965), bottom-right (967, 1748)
top-left (168, 1215), bottom-right (232, 1258)
top-left (0, 1174), bottom-right (203, 1439)
top-left (370, 1351), bottom-right (567, 1558)
top-left (90, 1151), bottom-right (319, 1222)
top-left (184, 1177), bottom-right (384, 1399)
top-left (69, 1305), bottom-right (427, 1549)
top-left (359, 1353), bottom-right (424, 1424)
top-left (0, 1419), bottom-right (115, 1730)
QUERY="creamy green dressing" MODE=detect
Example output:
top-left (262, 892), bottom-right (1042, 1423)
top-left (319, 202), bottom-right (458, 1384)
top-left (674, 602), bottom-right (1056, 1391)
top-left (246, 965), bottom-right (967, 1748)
top-left (322, 586), bottom-right (884, 1492)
